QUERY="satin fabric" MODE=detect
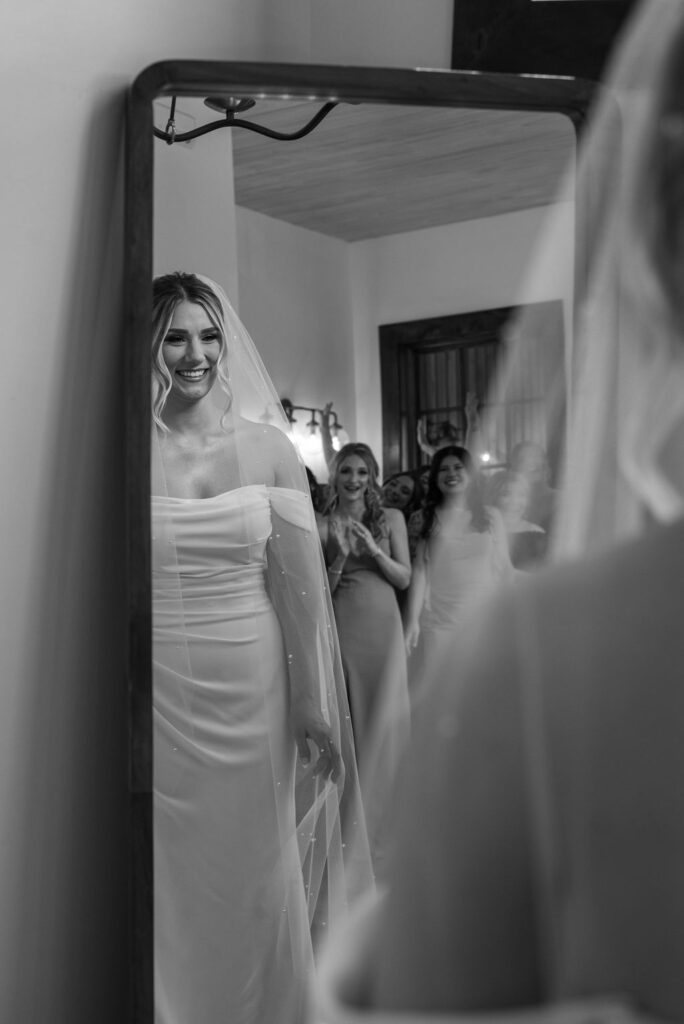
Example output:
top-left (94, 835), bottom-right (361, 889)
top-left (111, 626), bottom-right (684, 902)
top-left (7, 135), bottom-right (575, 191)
top-left (153, 485), bottom-right (321, 1024)
top-left (326, 527), bottom-right (410, 873)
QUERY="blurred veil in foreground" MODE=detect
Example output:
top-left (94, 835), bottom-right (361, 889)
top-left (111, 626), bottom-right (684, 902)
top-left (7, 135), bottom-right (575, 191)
top-left (312, 1), bottom-right (684, 1020)
top-left (484, 0), bottom-right (684, 561)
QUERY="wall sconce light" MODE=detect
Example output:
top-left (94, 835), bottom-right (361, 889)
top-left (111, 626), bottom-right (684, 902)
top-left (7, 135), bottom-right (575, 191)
top-left (280, 398), bottom-right (344, 441)
top-left (279, 398), bottom-right (347, 476)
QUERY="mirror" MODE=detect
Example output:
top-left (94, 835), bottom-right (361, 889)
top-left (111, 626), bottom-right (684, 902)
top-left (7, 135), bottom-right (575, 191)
top-left (125, 61), bottom-right (593, 1021)
top-left (152, 88), bottom-right (579, 482)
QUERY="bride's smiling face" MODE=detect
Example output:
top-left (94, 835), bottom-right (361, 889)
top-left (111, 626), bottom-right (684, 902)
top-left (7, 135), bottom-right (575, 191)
top-left (162, 301), bottom-right (222, 402)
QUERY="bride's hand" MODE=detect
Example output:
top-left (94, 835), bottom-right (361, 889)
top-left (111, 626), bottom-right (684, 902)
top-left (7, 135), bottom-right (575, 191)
top-left (290, 700), bottom-right (343, 783)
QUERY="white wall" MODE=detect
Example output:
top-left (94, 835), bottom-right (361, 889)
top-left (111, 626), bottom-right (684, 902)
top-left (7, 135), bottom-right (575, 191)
top-left (2, 4), bottom-right (269, 1021)
top-left (233, 205), bottom-right (575, 478)
top-left (0, 0), bottom-right (513, 1017)
top-left (154, 98), bottom-right (240, 296)
top-left (261, 0), bottom-right (454, 66)
top-left (236, 207), bottom-right (357, 480)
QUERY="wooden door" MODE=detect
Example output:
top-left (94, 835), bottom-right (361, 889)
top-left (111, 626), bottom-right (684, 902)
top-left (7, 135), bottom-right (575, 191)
top-left (379, 301), bottom-right (564, 479)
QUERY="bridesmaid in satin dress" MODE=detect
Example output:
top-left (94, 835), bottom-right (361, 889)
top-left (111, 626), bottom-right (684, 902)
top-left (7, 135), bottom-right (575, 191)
top-left (318, 443), bottom-right (411, 871)
top-left (403, 445), bottom-right (513, 706)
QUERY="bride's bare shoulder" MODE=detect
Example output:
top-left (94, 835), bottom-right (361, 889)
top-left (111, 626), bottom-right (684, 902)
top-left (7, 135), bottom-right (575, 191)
top-left (234, 417), bottom-right (291, 448)
top-left (233, 417), bottom-right (298, 469)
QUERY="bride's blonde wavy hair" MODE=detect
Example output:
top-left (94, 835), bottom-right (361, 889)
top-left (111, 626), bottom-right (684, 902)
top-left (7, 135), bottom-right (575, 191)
top-left (151, 272), bottom-right (233, 431)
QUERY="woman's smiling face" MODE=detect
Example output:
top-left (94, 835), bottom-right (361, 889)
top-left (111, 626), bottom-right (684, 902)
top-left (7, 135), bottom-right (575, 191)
top-left (336, 454), bottom-right (370, 501)
top-left (436, 455), bottom-right (470, 497)
top-left (383, 474), bottom-right (415, 510)
top-left (162, 300), bottom-right (222, 403)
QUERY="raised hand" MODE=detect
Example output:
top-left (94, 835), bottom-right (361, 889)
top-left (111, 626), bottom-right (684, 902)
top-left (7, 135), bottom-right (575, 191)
top-left (465, 390), bottom-right (480, 423)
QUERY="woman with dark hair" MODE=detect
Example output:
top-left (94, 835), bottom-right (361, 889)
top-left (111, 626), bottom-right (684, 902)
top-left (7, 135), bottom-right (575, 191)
top-left (416, 463), bottom-right (432, 501)
top-left (305, 465), bottom-right (324, 516)
top-left (383, 470), bottom-right (424, 563)
top-left (381, 470), bottom-right (423, 520)
top-left (403, 445), bottom-right (512, 703)
top-left (150, 273), bottom-right (372, 1024)
top-left (405, 465), bottom-right (433, 560)
top-left (318, 442), bottom-right (411, 869)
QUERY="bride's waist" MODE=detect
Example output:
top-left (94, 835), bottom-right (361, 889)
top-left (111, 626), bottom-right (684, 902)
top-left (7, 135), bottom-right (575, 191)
top-left (152, 562), bottom-right (270, 604)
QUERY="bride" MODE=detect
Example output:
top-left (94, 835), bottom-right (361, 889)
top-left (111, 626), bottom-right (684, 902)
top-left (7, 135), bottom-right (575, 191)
top-left (314, 0), bottom-right (684, 1020)
top-left (150, 272), bottom-right (372, 1024)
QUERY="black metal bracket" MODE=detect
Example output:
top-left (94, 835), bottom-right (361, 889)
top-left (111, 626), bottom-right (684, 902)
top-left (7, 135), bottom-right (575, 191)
top-left (154, 94), bottom-right (339, 145)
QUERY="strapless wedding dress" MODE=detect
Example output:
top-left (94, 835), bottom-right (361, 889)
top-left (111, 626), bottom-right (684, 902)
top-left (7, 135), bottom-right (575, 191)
top-left (152, 484), bottom-right (312, 1024)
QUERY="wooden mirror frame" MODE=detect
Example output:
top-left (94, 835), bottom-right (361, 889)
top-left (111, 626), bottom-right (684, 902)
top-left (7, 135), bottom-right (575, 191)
top-left (124, 59), bottom-right (596, 1023)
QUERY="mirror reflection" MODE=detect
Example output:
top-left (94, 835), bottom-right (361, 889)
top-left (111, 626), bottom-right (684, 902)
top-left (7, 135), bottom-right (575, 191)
top-left (151, 90), bottom-right (575, 1022)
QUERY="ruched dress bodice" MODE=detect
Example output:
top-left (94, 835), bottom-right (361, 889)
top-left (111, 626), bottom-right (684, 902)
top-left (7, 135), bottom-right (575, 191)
top-left (152, 484), bottom-right (272, 620)
top-left (153, 487), bottom-right (277, 769)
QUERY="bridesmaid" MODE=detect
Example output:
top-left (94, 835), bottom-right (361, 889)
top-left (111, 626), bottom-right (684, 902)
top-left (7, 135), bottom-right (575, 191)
top-left (404, 445), bottom-right (513, 705)
top-left (318, 442), bottom-right (411, 871)
top-left (381, 470), bottom-right (423, 522)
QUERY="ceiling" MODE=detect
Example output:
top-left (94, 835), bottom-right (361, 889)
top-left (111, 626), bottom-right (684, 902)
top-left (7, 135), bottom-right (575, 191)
top-left (229, 99), bottom-right (576, 242)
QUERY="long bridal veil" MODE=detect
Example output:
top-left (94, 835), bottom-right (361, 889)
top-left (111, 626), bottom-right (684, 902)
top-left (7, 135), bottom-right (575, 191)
top-left (485, 0), bottom-right (684, 561)
top-left (314, 0), bottom-right (684, 1019)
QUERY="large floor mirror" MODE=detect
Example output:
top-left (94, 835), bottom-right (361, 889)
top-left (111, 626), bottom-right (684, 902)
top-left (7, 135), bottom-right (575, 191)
top-left (125, 60), bottom-right (594, 1023)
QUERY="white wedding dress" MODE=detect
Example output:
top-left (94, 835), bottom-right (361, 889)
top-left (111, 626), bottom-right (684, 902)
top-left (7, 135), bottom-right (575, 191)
top-left (153, 484), bottom-right (315, 1024)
